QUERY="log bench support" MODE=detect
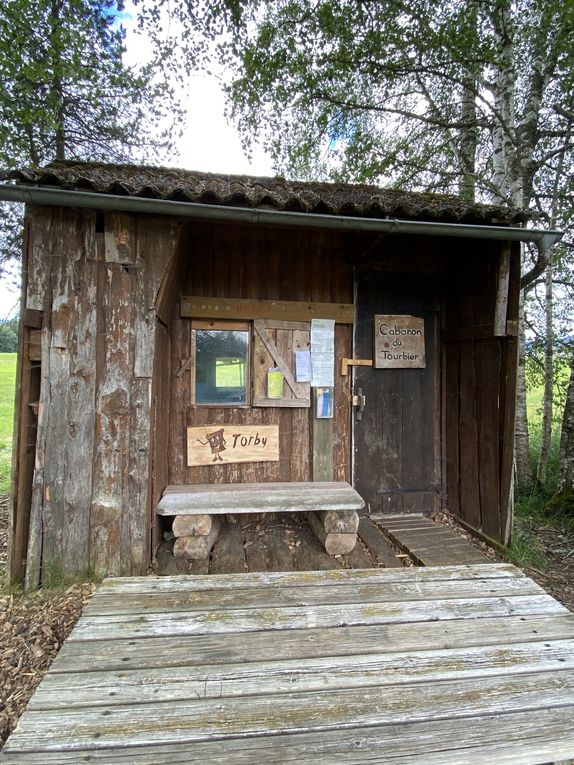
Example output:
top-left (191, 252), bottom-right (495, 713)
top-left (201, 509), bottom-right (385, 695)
top-left (157, 482), bottom-right (365, 560)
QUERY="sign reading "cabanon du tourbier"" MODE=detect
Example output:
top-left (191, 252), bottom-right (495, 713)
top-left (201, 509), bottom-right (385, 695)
top-left (374, 315), bottom-right (426, 368)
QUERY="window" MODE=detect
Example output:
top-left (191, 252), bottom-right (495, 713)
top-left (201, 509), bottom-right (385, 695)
top-left (193, 322), bottom-right (250, 405)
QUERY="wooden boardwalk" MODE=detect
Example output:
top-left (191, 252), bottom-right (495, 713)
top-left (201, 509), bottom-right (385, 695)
top-left (3, 563), bottom-right (574, 763)
top-left (378, 513), bottom-right (492, 566)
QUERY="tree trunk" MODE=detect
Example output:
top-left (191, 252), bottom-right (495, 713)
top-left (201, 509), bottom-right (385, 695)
top-left (458, 0), bottom-right (478, 202)
top-left (536, 258), bottom-right (553, 487)
top-left (545, 357), bottom-right (574, 517)
top-left (515, 289), bottom-right (533, 491)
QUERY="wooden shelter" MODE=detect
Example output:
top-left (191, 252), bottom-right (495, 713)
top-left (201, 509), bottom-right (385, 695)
top-left (1, 161), bottom-right (558, 587)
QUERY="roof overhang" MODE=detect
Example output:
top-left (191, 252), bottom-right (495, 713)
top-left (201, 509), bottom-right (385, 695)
top-left (0, 182), bottom-right (563, 250)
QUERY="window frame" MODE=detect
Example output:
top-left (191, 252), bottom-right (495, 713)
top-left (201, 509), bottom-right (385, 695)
top-left (190, 319), bottom-right (252, 408)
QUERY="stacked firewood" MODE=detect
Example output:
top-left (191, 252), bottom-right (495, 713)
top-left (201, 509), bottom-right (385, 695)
top-left (308, 510), bottom-right (359, 555)
top-left (172, 515), bottom-right (222, 560)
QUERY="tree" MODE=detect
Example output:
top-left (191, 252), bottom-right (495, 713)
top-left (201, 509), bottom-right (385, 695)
top-left (0, 319), bottom-right (18, 352)
top-left (0, 0), bottom-right (185, 269)
top-left (169, 0), bottom-right (574, 494)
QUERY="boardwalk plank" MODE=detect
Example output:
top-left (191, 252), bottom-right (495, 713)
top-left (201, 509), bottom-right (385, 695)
top-left (2, 707), bottom-right (574, 764)
top-left (98, 562), bottom-right (522, 593)
top-left (3, 565), bottom-right (574, 765)
top-left (7, 671), bottom-right (574, 752)
top-left (49, 613), bottom-right (574, 673)
top-left (84, 576), bottom-right (544, 616)
top-left (29, 640), bottom-right (574, 710)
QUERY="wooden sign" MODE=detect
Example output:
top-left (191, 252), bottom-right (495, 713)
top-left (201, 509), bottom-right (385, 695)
top-left (181, 295), bottom-right (354, 324)
top-left (187, 424), bottom-right (279, 466)
top-left (374, 315), bottom-right (425, 368)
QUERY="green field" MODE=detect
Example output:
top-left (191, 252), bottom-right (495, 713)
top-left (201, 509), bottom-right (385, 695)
top-left (0, 353), bottom-right (17, 494)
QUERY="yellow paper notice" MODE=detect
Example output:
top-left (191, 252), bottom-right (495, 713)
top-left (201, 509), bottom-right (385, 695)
top-left (267, 368), bottom-right (284, 399)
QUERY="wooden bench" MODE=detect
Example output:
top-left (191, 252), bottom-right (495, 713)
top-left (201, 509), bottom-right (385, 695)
top-left (157, 481), bottom-right (365, 560)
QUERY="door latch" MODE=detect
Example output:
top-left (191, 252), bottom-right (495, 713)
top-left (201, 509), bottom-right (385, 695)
top-left (352, 388), bottom-right (366, 420)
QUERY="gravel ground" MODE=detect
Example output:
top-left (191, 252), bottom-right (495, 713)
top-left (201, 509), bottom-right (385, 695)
top-left (0, 495), bottom-right (572, 751)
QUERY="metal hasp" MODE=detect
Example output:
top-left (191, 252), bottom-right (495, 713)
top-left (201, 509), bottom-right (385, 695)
top-left (352, 388), bottom-right (366, 420)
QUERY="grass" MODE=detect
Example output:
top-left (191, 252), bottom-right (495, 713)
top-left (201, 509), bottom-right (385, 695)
top-left (0, 353), bottom-right (17, 494)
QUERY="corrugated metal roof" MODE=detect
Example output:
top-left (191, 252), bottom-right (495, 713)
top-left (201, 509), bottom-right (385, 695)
top-left (5, 160), bottom-right (525, 224)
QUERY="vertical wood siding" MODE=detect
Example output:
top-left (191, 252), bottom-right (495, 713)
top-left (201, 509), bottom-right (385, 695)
top-left (12, 206), bottom-right (180, 583)
top-left (170, 222), bottom-right (353, 488)
top-left (443, 241), bottom-right (521, 543)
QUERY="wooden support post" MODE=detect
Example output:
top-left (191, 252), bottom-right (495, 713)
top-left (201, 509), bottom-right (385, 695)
top-left (308, 511), bottom-right (357, 555)
top-left (494, 243), bottom-right (511, 336)
top-left (173, 515), bottom-right (222, 560)
top-left (172, 514), bottom-right (215, 537)
top-left (316, 509), bottom-right (359, 534)
top-left (312, 389), bottom-right (334, 482)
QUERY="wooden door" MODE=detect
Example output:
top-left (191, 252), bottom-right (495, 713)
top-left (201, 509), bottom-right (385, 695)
top-left (353, 271), bottom-right (440, 514)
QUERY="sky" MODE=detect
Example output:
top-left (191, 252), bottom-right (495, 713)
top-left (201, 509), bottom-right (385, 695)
top-left (0, 65), bottom-right (275, 321)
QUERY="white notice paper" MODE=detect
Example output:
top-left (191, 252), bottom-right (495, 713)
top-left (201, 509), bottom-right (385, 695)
top-left (311, 318), bottom-right (335, 387)
top-left (295, 350), bottom-right (312, 382)
top-left (311, 352), bottom-right (334, 387)
top-left (311, 319), bottom-right (335, 353)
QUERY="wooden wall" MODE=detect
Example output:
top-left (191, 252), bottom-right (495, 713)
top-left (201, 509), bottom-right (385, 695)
top-left (9, 206), bottom-right (180, 585)
top-left (9, 207), bottom-right (521, 586)
top-left (168, 222), bottom-right (354, 489)
top-left (443, 241), bottom-right (520, 544)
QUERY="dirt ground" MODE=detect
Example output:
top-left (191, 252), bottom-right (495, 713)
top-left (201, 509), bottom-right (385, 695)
top-left (0, 493), bottom-right (573, 750)
top-left (0, 496), bottom-right (95, 746)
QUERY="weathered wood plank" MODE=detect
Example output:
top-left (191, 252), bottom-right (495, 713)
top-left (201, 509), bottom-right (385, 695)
top-left (263, 524), bottom-right (295, 571)
top-left (3, 706), bottom-right (574, 764)
top-left (30, 638), bottom-right (574, 711)
top-left (181, 295), bottom-right (354, 323)
top-left (90, 262), bottom-right (133, 578)
top-left (97, 562), bottom-right (524, 592)
top-left (61, 212), bottom-right (97, 576)
top-left (158, 482), bottom-right (364, 515)
top-left (7, 671), bottom-right (574, 751)
top-left (82, 576), bottom-right (544, 617)
top-left (49, 612), bottom-right (574, 675)
top-left (357, 517), bottom-right (403, 568)
top-left (68, 594), bottom-right (566, 641)
top-left (210, 517), bottom-right (246, 574)
top-left (22, 327), bottom-right (49, 590)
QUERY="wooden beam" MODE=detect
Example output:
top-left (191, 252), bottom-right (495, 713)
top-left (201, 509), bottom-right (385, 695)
top-left (494, 243), bottom-right (511, 336)
top-left (443, 322), bottom-right (518, 343)
top-left (312, 389), bottom-right (334, 481)
top-left (181, 295), bottom-right (354, 324)
top-left (22, 308), bottom-right (44, 329)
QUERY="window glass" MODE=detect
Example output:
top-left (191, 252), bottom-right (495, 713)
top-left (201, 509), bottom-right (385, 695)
top-left (195, 329), bottom-right (249, 404)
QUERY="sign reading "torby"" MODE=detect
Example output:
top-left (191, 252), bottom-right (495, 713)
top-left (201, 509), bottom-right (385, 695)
top-left (374, 315), bottom-right (426, 368)
top-left (187, 425), bottom-right (280, 466)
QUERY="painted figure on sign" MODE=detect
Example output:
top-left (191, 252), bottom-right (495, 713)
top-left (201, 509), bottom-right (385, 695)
top-left (196, 428), bottom-right (227, 462)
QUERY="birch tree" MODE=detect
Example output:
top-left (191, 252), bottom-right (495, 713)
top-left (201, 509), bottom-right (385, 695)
top-left (161, 0), bottom-right (574, 493)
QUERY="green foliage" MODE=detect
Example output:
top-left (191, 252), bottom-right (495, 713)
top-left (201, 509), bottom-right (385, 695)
top-left (0, 320), bottom-right (18, 353)
top-left (0, 0), bottom-right (186, 268)
top-left (39, 561), bottom-right (100, 590)
top-left (505, 512), bottom-right (548, 570)
top-left (0, 0), bottom-right (183, 169)
top-left (0, 353), bottom-right (16, 494)
top-left (544, 486), bottom-right (574, 519)
top-left (177, 1), bottom-right (574, 207)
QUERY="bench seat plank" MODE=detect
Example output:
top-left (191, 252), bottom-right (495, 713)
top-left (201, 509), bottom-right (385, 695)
top-left (157, 481), bottom-right (365, 516)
